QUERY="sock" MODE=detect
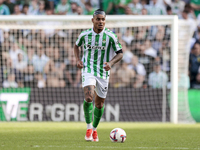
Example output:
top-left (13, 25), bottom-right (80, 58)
top-left (87, 123), bottom-right (92, 129)
top-left (83, 100), bottom-right (93, 124)
top-left (93, 105), bottom-right (104, 128)
top-left (93, 127), bottom-right (97, 131)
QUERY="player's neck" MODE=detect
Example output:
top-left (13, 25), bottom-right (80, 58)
top-left (93, 27), bottom-right (103, 34)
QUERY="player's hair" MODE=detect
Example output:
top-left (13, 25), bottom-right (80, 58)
top-left (93, 9), bottom-right (106, 17)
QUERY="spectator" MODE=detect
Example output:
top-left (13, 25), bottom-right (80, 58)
top-left (166, 5), bottom-right (172, 15)
top-left (141, 7), bottom-right (148, 15)
top-left (171, 0), bottom-right (185, 15)
top-left (3, 73), bottom-right (18, 88)
top-left (121, 41), bottom-right (134, 64)
top-left (184, 3), bottom-right (196, 19)
top-left (82, 0), bottom-right (99, 9)
top-left (27, 48), bottom-right (35, 65)
top-left (0, 58), bottom-right (23, 87)
top-left (45, 5), bottom-right (53, 15)
top-left (0, 29), bottom-right (12, 44)
top-left (15, 0), bottom-right (29, 9)
top-left (124, 6), bottom-right (133, 15)
top-left (22, 4), bottom-right (29, 15)
top-left (189, 43), bottom-right (200, 86)
top-left (34, 72), bottom-right (46, 88)
top-left (67, 1), bottom-right (79, 15)
top-left (32, 49), bottom-right (50, 73)
top-left (54, 0), bottom-right (70, 15)
top-left (44, 60), bottom-right (65, 87)
top-left (141, 0), bottom-right (148, 9)
top-left (147, 0), bottom-right (166, 15)
top-left (4, 0), bottom-right (15, 14)
top-left (48, 0), bottom-right (60, 12)
top-left (152, 32), bottom-right (164, 53)
top-left (128, 0), bottom-right (142, 15)
top-left (190, 0), bottom-right (200, 18)
top-left (115, 0), bottom-right (132, 15)
top-left (148, 62), bottom-right (168, 88)
top-left (77, 6), bottom-right (83, 15)
top-left (115, 60), bottom-right (135, 88)
top-left (13, 52), bottom-right (28, 71)
top-left (28, 0), bottom-right (39, 15)
top-left (144, 40), bottom-right (157, 58)
top-left (128, 55), bottom-right (146, 88)
top-left (122, 28), bottom-right (134, 46)
top-left (157, 0), bottom-right (171, 7)
top-left (65, 53), bottom-right (81, 87)
top-left (0, 0), bottom-right (10, 15)
top-left (12, 4), bottom-right (23, 15)
top-left (101, 0), bottom-right (115, 15)
top-left (137, 43), bottom-right (155, 75)
top-left (53, 47), bottom-right (65, 79)
top-left (84, 1), bottom-right (95, 15)
top-left (9, 42), bottom-right (25, 65)
top-left (37, 0), bottom-right (46, 15)
top-left (179, 9), bottom-right (197, 34)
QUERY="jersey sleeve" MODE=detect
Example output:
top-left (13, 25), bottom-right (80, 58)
top-left (111, 34), bottom-right (122, 52)
top-left (76, 33), bottom-right (84, 47)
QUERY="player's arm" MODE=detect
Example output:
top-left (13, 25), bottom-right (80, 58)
top-left (74, 44), bottom-right (83, 69)
top-left (74, 32), bottom-right (84, 69)
top-left (104, 34), bottom-right (123, 71)
top-left (104, 50), bottom-right (123, 71)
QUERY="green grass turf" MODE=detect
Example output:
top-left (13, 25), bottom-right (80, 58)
top-left (0, 122), bottom-right (200, 150)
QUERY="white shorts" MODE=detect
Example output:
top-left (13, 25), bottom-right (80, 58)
top-left (82, 73), bottom-right (109, 98)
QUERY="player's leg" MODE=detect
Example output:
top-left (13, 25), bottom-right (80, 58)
top-left (83, 85), bottom-right (95, 141)
top-left (91, 77), bottom-right (108, 141)
top-left (93, 92), bottom-right (105, 130)
top-left (92, 92), bottom-right (105, 142)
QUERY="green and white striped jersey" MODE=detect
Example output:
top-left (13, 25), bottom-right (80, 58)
top-left (76, 27), bottom-right (122, 79)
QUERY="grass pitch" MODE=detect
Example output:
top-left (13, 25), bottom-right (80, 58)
top-left (0, 122), bottom-right (200, 150)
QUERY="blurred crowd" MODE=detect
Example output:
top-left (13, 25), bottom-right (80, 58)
top-left (0, 0), bottom-right (200, 89)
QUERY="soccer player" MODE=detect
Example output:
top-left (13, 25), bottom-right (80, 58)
top-left (74, 9), bottom-right (123, 142)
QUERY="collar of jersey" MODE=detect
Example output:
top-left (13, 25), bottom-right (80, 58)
top-left (92, 27), bottom-right (105, 36)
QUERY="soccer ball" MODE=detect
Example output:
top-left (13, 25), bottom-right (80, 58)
top-left (109, 128), bottom-right (126, 143)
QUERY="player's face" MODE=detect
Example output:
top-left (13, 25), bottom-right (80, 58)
top-left (92, 14), bottom-right (106, 32)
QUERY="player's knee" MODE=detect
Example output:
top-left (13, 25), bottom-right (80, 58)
top-left (85, 97), bottom-right (93, 103)
top-left (95, 102), bottom-right (104, 109)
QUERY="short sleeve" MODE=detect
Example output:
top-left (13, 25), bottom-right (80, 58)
top-left (111, 34), bottom-right (122, 52)
top-left (76, 33), bottom-right (84, 47)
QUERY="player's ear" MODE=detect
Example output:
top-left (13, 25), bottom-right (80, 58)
top-left (91, 18), bottom-right (94, 23)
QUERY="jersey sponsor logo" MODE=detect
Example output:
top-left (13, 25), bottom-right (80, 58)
top-left (86, 44), bottom-right (106, 50)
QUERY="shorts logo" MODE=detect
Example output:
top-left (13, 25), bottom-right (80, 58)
top-left (102, 87), bottom-right (108, 92)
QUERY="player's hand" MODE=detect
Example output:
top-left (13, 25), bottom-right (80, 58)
top-left (77, 60), bottom-right (84, 69)
top-left (103, 62), bottom-right (111, 71)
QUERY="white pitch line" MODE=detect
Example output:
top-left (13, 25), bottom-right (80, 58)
top-left (30, 145), bottom-right (200, 150)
